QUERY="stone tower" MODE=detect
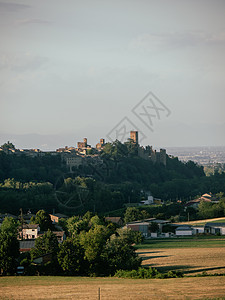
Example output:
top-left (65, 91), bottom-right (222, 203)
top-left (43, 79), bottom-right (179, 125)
top-left (130, 131), bottom-right (138, 144)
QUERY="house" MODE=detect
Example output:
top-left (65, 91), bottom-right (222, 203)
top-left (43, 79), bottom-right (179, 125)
top-left (18, 224), bottom-right (40, 240)
top-left (125, 218), bottom-right (170, 237)
top-left (140, 195), bottom-right (154, 205)
top-left (204, 223), bottom-right (225, 235)
top-left (105, 217), bottom-right (123, 226)
top-left (175, 225), bottom-right (193, 236)
top-left (192, 226), bottom-right (204, 235)
top-left (52, 231), bottom-right (66, 243)
top-left (140, 191), bottom-right (163, 206)
top-left (49, 213), bottom-right (69, 224)
top-left (185, 192), bottom-right (219, 209)
top-left (126, 222), bottom-right (150, 237)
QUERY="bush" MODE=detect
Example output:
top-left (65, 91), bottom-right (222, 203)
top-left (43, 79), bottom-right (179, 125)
top-left (114, 267), bottom-right (183, 279)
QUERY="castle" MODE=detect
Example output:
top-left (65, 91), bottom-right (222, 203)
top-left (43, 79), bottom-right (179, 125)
top-left (55, 131), bottom-right (167, 169)
top-left (129, 131), bottom-right (167, 166)
top-left (1, 131), bottom-right (167, 170)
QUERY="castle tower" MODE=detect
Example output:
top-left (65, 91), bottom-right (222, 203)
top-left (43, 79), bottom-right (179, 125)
top-left (130, 131), bottom-right (138, 144)
top-left (160, 149), bottom-right (167, 166)
top-left (100, 138), bottom-right (105, 145)
top-left (83, 138), bottom-right (87, 147)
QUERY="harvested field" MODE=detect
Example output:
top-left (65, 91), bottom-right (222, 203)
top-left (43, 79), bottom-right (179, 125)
top-left (138, 247), bottom-right (225, 275)
top-left (1, 276), bottom-right (225, 300)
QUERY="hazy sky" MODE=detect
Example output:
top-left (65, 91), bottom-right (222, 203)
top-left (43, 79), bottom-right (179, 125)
top-left (0, 0), bottom-right (225, 150)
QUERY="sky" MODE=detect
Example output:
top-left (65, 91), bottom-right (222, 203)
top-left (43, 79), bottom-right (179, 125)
top-left (0, 0), bottom-right (225, 150)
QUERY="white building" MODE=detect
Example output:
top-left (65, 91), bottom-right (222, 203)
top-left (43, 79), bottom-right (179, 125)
top-left (175, 225), bottom-right (193, 236)
top-left (18, 224), bottom-right (40, 240)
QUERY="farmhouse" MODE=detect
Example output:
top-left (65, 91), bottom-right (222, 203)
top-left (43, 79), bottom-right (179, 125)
top-left (192, 226), bottom-right (204, 235)
top-left (204, 223), bottom-right (225, 235)
top-left (49, 213), bottom-right (69, 224)
top-left (126, 221), bottom-right (150, 237)
top-left (175, 225), bottom-right (193, 236)
top-left (18, 224), bottom-right (40, 240)
top-left (125, 218), bottom-right (169, 237)
top-left (105, 217), bottom-right (123, 226)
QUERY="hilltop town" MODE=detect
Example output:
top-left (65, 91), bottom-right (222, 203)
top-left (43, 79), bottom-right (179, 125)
top-left (0, 131), bottom-right (167, 172)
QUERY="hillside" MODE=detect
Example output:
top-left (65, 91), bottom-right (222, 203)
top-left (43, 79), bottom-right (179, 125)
top-left (0, 142), bottom-right (225, 216)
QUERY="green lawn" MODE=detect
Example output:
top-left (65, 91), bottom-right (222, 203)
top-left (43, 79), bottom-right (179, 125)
top-left (135, 237), bottom-right (225, 249)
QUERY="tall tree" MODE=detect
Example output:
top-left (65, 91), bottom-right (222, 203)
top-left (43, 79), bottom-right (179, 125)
top-left (30, 209), bottom-right (53, 231)
top-left (101, 234), bottom-right (142, 275)
top-left (58, 237), bottom-right (85, 275)
top-left (0, 232), bottom-right (19, 275)
top-left (30, 229), bottom-right (59, 260)
top-left (0, 217), bottom-right (18, 235)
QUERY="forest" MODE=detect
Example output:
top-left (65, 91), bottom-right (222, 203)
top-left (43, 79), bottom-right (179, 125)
top-left (0, 140), bottom-right (225, 217)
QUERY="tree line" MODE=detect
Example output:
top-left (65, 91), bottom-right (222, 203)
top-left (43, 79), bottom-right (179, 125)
top-left (0, 211), bottom-right (143, 276)
top-left (1, 142), bottom-right (225, 216)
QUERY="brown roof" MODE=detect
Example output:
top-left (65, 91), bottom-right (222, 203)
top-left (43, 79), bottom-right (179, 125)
top-left (19, 224), bottom-right (39, 230)
top-left (105, 217), bottom-right (122, 224)
top-left (53, 231), bottom-right (65, 237)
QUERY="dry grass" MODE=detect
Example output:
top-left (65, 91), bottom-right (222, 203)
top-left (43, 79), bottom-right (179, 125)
top-left (179, 217), bottom-right (225, 226)
top-left (1, 276), bottom-right (225, 300)
top-left (138, 247), bottom-right (225, 275)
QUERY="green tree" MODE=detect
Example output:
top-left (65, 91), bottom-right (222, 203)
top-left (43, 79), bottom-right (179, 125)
top-left (0, 217), bottom-right (18, 235)
top-left (89, 215), bottom-right (104, 227)
top-left (30, 209), bottom-right (52, 231)
top-left (57, 237), bottom-right (85, 275)
top-left (31, 229), bottom-right (59, 260)
top-left (0, 232), bottom-right (19, 275)
top-left (101, 234), bottom-right (142, 275)
top-left (79, 225), bottom-right (110, 275)
top-left (67, 216), bottom-right (88, 236)
top-left (124, 207), bottom-right (142, 224)
top-left (148, 222), bottom-right (159, 233)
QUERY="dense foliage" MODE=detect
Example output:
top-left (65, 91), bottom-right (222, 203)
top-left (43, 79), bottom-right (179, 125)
top-left (115, 267), bottom-right (183, 279)
top-left (0, 141), bottom-right (225, 216)
top-left (18, 211), bottom-right (142, 276)
top-left (0, 217), bottom-right (20, 275)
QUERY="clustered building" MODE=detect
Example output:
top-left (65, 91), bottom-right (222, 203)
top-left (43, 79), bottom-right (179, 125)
top-left (0, 131), bottom-right (167, 170)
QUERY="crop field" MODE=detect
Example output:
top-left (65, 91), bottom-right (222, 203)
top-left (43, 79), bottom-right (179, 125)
top-left (1, 276), bottom-right (225, 300)
top-left (1, 237), bottom-right (225, 299)
top-left (136, 237), bottom-right (225, 275)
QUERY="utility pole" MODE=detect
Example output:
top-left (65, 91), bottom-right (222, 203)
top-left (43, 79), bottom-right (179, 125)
top-left (20, 208), bottom-right (24, 241)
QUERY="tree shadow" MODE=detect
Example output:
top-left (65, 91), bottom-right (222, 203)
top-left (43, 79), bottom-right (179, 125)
top-left (137, 251), bottom-right (163, 255)
top-left (141, 255), bottom-right (170, 261)
top-left (143, 264), bottom-right (195, 272)
top-left (184, 266), bottom-right (225, 274)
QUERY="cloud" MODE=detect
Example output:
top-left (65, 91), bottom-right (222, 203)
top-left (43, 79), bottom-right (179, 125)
top-left (16, 18), bottom-right (51, 26)
top-left (0, 53), bottom-right (49, 72)
top-left (0, 2), bottom-right (30, 12)
top-left (129, 31), bottom-right (225, 52)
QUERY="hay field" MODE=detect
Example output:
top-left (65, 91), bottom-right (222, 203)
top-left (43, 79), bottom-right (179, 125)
top-left (138, 247), bottom-right (225, 275)
top-left (1, 276), bottom-right (225, 300)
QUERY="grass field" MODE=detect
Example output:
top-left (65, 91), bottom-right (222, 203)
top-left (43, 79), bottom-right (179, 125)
top-left (135, 236), bottom-right (225, 276)
top-left (135, 237), bottom-right (225, 249)
top-left (1, 236), bottom-right (225, 299)
top-left (1, 276), bottom-right (225, 299)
